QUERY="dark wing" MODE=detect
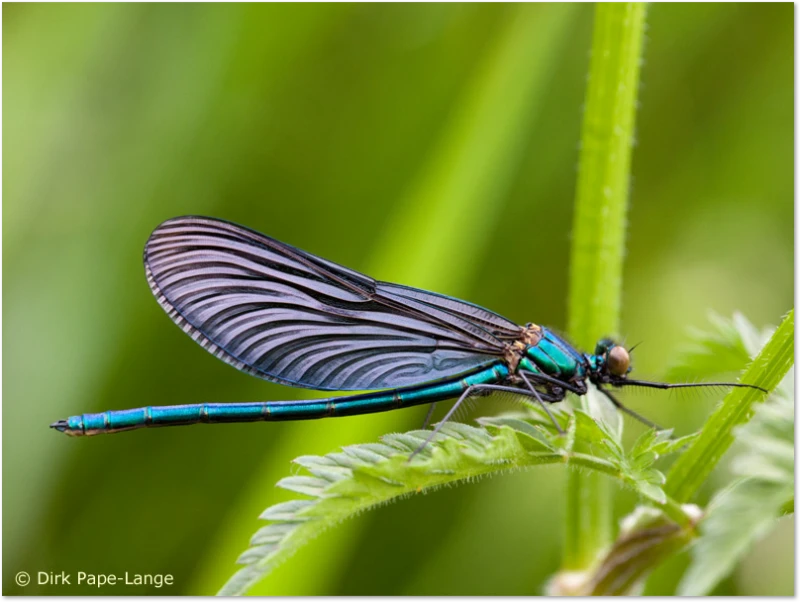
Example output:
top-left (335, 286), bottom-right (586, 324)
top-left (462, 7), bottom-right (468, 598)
top-left (144, 216), bottom-right (521, 391)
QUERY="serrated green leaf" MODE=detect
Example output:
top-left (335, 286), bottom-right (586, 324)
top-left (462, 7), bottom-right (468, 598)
top-left (340, 446), bottom-right (390, 464)
top-left (292, 454), bottom-right (337, 469)
top-left (635, 482), bottom-right (667, 505)
top-left (478, 415), bottom-right (558, 452)
top-left (379, 432), bottom-right (428, 453)
top-left (649, 431), bottom-right (699, 457)
top-left (667, 311), bottom-right (773, 382)
top-left (260, 501), bottom-right (315, 521)
top-left (631, 451), bottom-right (658, 472)
top-left (600, 438), bottom-right (625, 461)
top-left (251, 523), bottom-right (297, 545)
top-left (630, 428), bottom-right (660, 459)
top-left (275, 476), bottom-right (330, 497)
top-left (573, 410), bottom-right (610, 446)
top-left (578, 387), bottom-right (624, 445)
top-left (640, 469), bottom-right (666, 486)
top-left (237, 545), bottom-right (276, 565)
top-left (678, 478), bottom-right (792, 596)
top-left (220, 407), bottom-right (669, 595)
top-left (573, 410), bottom-right (623, 461)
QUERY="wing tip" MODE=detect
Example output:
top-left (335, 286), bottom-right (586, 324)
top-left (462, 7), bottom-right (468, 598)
top-left (143, 215), bottom-right (225, 267)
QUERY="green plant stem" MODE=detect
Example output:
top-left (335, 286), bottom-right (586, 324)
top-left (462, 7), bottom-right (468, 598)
top-left (564, 2), bottom-right (647, 571)
top-left (665, 309), bottom-right (794, 503)
top-left (660, 498), bottom-right (692, 527)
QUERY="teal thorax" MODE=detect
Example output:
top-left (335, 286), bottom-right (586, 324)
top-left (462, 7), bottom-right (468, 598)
top-left (513, 327), bottom-right (631, 388)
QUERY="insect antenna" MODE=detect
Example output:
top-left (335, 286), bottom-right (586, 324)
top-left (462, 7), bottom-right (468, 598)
top-left (627, 341), bottom-right (644, 355)
top-left (615, 379), bottom-right (767, 394)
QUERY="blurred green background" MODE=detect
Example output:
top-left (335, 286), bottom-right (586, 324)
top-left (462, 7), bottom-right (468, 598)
top-left (3, 3), bottom-right (793, 596)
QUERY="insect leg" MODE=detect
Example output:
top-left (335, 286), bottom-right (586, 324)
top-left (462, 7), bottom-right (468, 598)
top-left (409, 383), bottom-right (560, 460)
top-left (520, 370), bottom-right (586, 395)
top-left (410, 386), bottom-right (478, 461)
top-left (597, 386), bottom-right (663, 430)
top-left (421, 403), bottom-right (438, 430)
top-left (518, 372), bottom-right (565, 434)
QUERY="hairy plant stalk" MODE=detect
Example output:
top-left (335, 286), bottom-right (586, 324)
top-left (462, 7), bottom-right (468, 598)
top-left (564, 2), bottom-right (648, 572)
top-left (665, 309), bottom-right (794, 503)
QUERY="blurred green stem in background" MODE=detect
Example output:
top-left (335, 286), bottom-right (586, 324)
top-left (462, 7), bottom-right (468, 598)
top-left (192, 3), bottom-right (579, 594)
top-left (564, 3), bottom-right (647, 572)
top-left (665, 308), bottom-right (794, 503)
top-left (376, 4), bottom-right (578, 292)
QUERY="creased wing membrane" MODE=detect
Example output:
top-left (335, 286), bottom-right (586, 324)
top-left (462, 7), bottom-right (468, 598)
top-left (144, 216), bottom-right (520, 391)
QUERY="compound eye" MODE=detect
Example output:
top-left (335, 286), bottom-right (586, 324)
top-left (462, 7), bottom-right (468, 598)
top-left (607, 346), bottom-right (630, 377)
top-left (594, 338), bottom-right (615, 356)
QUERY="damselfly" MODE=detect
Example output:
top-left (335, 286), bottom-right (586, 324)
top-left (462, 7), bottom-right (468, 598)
top-left (51, 216), bottom-right (763, 448)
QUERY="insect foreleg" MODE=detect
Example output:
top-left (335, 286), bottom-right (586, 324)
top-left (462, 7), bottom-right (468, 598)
top-left (596, 386), bottom-right (663, 430)
top-left (519, 371), bottom-right (586, 395)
